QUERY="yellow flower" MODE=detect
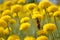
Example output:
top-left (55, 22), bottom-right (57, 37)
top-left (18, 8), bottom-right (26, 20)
top-left (43, 23), bottom-right (57, 33)
top-left (19, 22), bottom-right (30, 31)
top-left (0, 38), bottom-right (5, 40)
top-left (42, 0), bottom-right (49, 1)
top-left (32, 13), bottom-right (43, 19)
top-left (20, 17), bottom-right (30, 23)
top-left (23, 5), bottom-right (29, 12)
top-left (26, 3), bottom-right (37, 10)
top-left (38, 1), bottom-right (51, 9)
top-left (0, 27), bottom-right (4, 34)
top-left (9, 19), bottom-right (16, 24)
top-left (33, 9), bottom-right (40, 14)
top-left (4, 0), bottom-right (18, 3)
top-left (49, 12), bottom-right (53, 17)
top-left (0, 19), bottom-right (7, 28)
top-left (7, 35), bottom-right (20, 40)
top-left (37, 30), bottom-right (47, 36)
top-left (4, 28), bottom-right (9, 35)
top-left (24, 36), bottom-right (35, 40)
top-left (1, 15), bottom-right (11, 22)
top-left (0, 4), bottom-right (5, 12)
top-left (12, 13), bottom-right (17, 18)
top-left (2, 10), bottom-right (12, 16)
top-left (36, 36), bottom-right (48, 40)
top-left (47, 5), bottom-right (58, 12)
top-left (3, 1), bottom-right (14, 7)
top-left (11, 4), bottom-right (22, 13)
top-left (58, 6), bottom-right (60, 10)
top-left (53, 10), bottom-right (60, 17)
top-left (17, 0), bottom-right (26, 4)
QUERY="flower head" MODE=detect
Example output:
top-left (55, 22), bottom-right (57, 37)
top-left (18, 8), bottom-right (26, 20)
top-left (53, 10), bottom-right (60, 17)
top-left (19, 22), bottom-right (30, 31)
top-left (1, 15), bottom-right (11, 22)
top-left (11, 4), bottom-right (22, 13)
top-left (20, 17), bottom-right (30, 23)
top-left (0, 38), bottom-right (5, 40)
top-left (36, 36), bottom-right (48, 40)
top-left (32, 13), bottom-right (43, 19)
top-left (0, 27), bottom-right (4, 34)
top-left (37, 30), bottom-right (47, 36)
top-left (38, 1), bottom-right (51, 9)
top-left (2, 10), bottom-right (12, 16)
top-left (17, 0), bottom-right (26, 4)
top-left (47, 5), bottom-right (58, 12)
top-left (7, 35), bottom-right (20, 40)
top-left (9, 19), bottom-right (16, 24)
top-left (3, 1), bottom-right (14, 8)
top-left (43, 23), bottom-right (57, 33)
top-left (24, 36), bottom-right (35, 40)
top-left (26, 3), bottom-right (37, 10)
top-left (4, 28), bottom-right (10, 35)
top-left (12, 13), bottom-right (17, 18)
top-left (0, 19), bottom-right (7, 28)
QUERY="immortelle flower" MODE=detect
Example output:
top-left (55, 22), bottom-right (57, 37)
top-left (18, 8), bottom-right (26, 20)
top-left (47, 5), bottom-right (58, 12)
top-left (9, 19), bottom-right (16, 24)
top-left (0, 5), bottom-right (5, 12)
top-left (32, 13), bottom-right (43, 19)
top-left (17, 0), bottom-right (26, 4)
top-left (43, 23), bottom-right (57, 33)
top-left (0, 19), bottom-right (7, 28)
top-left (53, 10), bottom-right (60, 17)
top-left (3, 1), bottom-right (14, 7)
top-left (38, 1), bottom-right (52, 9)
top-left (24, 36), bottom-right (35, 40)
top-left (36, 36), bottom-right (48, 40)
top-left (0, 27), bottom-right (4, 34)
top-left (25, 3), bottom-right (37, 10)
top-left (12, 13), bottom-right (17, 18)
top-left (3, 27), bottom-right (11, 35)
top-left (7, 35), bottom-right (20, 40)
top-left (1, 15), bottom-right (11, 22)
top-left (11, 4), bottom-right (22, 13)
top-left (0, 38), bottom-right (5, 40)
top-left (19, 22), bottom-right (30, 31)
top-left (42, 0), bottom-right (49, 1)
top-left (4, 28), bottom-right (10, 35)
top-left (2, 10), bottom-right (12, 16)
top-left (37, 30), bottom-right (47, 36)
top-left (33, 9), bottom-right (40, 14)
top-left (20, 17), bottom-right (30, 23)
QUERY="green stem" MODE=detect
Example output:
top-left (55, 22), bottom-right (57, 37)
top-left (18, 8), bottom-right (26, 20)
top-left (7, 22), bottom-right (11, 34)
top-left (54, 17), bottom-right (59, 33)
top-left (49, 32), bottom-right (55, 40)
top-left (45, 9), bottom-right (50, 23)
top-left (51, 32), bottom-right (55, 40)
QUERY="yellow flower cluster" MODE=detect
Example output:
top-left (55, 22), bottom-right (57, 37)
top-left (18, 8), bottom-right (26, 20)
top-left (0, 0), bottom-right (59, 40)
